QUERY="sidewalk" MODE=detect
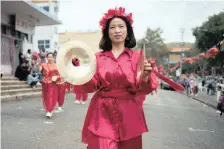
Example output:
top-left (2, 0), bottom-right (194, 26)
top-left (182, 92), bottom-right (217, 109)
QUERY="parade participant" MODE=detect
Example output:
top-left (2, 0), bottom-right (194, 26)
top-left (65, 82), bottom-right (72, 92)
top-left (71, 58), bottom-right (88, 104)
top-left (38, 53), bottom-right (59, 118)
top-left (73, 85), bottom-right (88, 104)
top-left (55, 73), bottom-right (67, 112)
top-left (139, 95), bottom-right (147, 106)
top-left (80, 7), bottom-right (159, 149)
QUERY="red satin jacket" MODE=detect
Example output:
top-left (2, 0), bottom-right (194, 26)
top-left (81, 48), bottom-right (159, 143)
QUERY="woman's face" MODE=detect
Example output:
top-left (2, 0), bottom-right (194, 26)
top-left (108, 17), bottom-right (127, 45)
top-left (47, 54), bottom-right (54, 63)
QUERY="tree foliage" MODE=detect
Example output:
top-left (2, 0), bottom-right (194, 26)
top-left (136, 28), bottom-right (169, 65)
top-left (192, 11), bottom-right (224, 69)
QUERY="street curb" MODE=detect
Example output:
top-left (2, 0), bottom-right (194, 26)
top-left (180, 92), bottom-right (217, 109)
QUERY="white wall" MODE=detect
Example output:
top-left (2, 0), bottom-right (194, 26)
top-left (23, 37), bottom-right (33, 54)
top-left (32, 1), bottom-right (60, 53)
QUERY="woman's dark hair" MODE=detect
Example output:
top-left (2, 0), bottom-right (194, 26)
top-left (46, 52), bottom-right (53, 57)
top-left (42, 48), bottom-right (46, 52)
top-left (99, 16), bottom-right (136, 51)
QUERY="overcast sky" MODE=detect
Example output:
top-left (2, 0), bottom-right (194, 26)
top-left (58, 0), bottom-right (224, 43)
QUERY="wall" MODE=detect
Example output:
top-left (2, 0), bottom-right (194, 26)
top-left (59, 31), bottom-right (102, 52)
top-left (169, 53), bottom-right (181, 64)
top-left (23, 37), bottom-right (33, 53)
top-left (32, 1), bottom-right (59, 52)
top-left (1, 13), bottom-right (10, 25)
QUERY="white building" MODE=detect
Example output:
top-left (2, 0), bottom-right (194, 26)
top-left (32, 0), bottom-right (60, 52)
top-left (1, 1), bottom-right (61, 74)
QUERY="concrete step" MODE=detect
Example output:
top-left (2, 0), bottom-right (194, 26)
top-left (0, 73), bottom-right (11, 77)
top-left (1, 76), bottom-right (18, 80)
top-left (1, 92), bottom-right (42, 102)
top-left (1, 84), bottom-right (32, 90)
top-left (1, 80), bottom-right (27, 86)
top-left (1, 87), bottom-right (42, 96)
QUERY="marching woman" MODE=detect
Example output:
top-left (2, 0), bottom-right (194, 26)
top-left (65, 82), bottom-right (72, 92)
top-left (55, 74), bottom-right (67, 112)
top-left (38, 53), bottom-right (60, 118)
top-left (73, 85), bottom-right (88, 104)
top-left (71, 58), bottom-right (88, 104)
top-left (79, 7), bottom-right (159, 149)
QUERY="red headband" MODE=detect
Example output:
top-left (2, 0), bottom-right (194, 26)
top-left (99, 7), bottom-right (133, 33)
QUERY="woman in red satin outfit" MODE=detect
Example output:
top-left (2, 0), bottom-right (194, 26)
top-left (73, 85), bottom-right (88, 104)
top-left (55, 74), bottom-right (67, 112)
top-left (80, 7), bottom-right (159, 149)
top-left (71, 58), bottom-right (88, 104)
top-left (38, 53), bottom-right (62, 118)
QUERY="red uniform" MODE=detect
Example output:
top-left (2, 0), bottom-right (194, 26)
top-left (80, 49), bottom-right (159, 148)
top-left (73, 85), bottom-right (88, 102)
top-left (41, 63), bottom-right (58, 113)
top-left (56, 76), bottom-right (66, 108)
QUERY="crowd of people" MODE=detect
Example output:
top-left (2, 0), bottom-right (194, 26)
top-left (181, 74), bottom-right (224, 116)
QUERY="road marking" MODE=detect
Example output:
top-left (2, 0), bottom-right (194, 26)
top-left (40, 109), bottom-right (45, 111)
top-left (188, 127), bottom-right (214, 133)
top-left (43, 121), bottom-right (54, 124)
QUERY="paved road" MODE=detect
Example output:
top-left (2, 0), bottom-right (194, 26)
top-left (2, 90), bottom-right (224, 149)
top-left (183, 90), bottom-right (218, 109)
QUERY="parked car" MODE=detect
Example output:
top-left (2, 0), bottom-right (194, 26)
top-left (160, 76), bottom-right (185, 91)
top-left (160, 81), bottom-right (175, 91)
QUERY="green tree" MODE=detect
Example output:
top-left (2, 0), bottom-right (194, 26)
top-left (136, 28), bottom-right (169, 65)
top-left (192, 11), bottom-right (224, 74)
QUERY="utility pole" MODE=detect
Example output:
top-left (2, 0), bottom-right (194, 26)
top-left (179, 28), bottom-right (185, 75)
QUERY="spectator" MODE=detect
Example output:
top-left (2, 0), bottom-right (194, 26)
top-left (18, 51), bottom-right (25, 65)
top-left (216, 86), bottom-right (222, 114)
top-left (31, 59), bottom-right (42, 81)
top-left (53, 50), bottom-right (57, 61)
top-left (39, 48), bottom-right (47, 63)
top-left (217, 89), bottom-right (224, 116)
top-left (15, 59), bottom-right (31, 81)
top-left (27, 71), bottom-right (40, 88)
top-left (26, 49), bottom-right (32, 65)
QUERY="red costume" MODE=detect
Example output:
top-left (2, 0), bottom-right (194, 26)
top-left (81, 49), bottom-right (158, 148)
top-left (56, 76), bottom-right (66, 108)
top-left (65, 82), bottom-right (72, 92)
top-left (71, 58), bottom-right (88, 103)
top-left (73, 85), bottom-right (88, 102)
top-left (41, 63), bottom-right (67, 114)
top-left (41, 63), bottom-right (58, 113)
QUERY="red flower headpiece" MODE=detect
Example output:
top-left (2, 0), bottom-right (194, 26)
top-left (99, 7), bottom-right (133, 33)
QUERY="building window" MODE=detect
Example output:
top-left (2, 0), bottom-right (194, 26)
top-left (43, 6), bottom-right (49, 12)
top-left (38, 40), bottom-right (50, 49)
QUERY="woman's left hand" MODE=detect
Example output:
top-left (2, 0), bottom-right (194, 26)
top-left (143, 60), bottom-right (153, 77)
